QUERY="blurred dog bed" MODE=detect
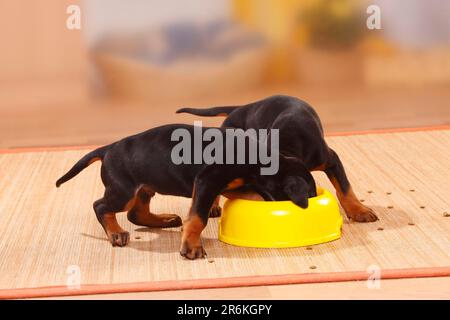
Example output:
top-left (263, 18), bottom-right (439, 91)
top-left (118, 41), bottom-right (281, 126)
top-left (91, 20), bottom-right (269, 101)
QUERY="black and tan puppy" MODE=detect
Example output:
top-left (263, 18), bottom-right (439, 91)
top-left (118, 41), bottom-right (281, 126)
top-left (178, 95), bottom-right (378, 223)
top-left (56, 124), bottom-right (316, 259)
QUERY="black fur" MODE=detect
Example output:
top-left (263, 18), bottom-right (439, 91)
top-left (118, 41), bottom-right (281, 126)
top-left (56, 123), bottom-right (316, 257)
top-left (178, 95), bottom-right (378, 225)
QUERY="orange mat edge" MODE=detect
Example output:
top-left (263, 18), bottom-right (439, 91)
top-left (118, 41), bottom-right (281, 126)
top-left (1, 125), bottom-right (449, 154)
top-left (1, 266), bottom-right (449, 299)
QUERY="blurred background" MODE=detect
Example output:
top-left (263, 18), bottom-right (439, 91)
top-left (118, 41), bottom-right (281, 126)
top-left (1, 0), bottom-right (449, 148)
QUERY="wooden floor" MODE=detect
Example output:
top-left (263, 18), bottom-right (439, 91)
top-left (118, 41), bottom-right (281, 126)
top-left (2, 84), bottom-right (450, 149)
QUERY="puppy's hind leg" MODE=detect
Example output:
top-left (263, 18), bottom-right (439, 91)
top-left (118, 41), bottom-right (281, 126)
top-left (325, 148), bottom-right (378, 222)
top-left (127, 187), bottom-right (182, 228)
top-left (93, 187), bottom-right (133, 247)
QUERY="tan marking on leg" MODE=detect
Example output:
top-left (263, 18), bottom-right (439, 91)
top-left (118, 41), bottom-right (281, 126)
top-left (180, 214), bottom-right (206, 259)
top-left (330, 177), bottom-right (378, 222)
top-left (182, 215), bottom-right (205, 245)
top-left (103, 213), bottom-right (126, 235)
top-left (123, 197), bottom-right (136, 211)
top-left (127, 188), bottom-right (182, 228)
top-left (331, 178), bottom-right (363, 212)
top-left (102, 213), bottom-right (130, 246)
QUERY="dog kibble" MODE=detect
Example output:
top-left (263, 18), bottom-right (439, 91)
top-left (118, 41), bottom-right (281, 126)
top-left (387, 205), bottom-right (394, 209)
top-left (306, 247), bottom-right (313, 250)
top-left (367, 190), bottom-right (373, 194)
top-left (386, 192), bottom-right (392, 195)
top-left (377, 227), bottom-right (384, 231)
top-left (420, 206), bottom-right (426, 209)
top-left (409, 189), bottom-right (415, 192)
top-left (135, 236), bottom-right (141, 240)
top-left (408, 222), bottom-right (415, 226)
top-left (360, 199), bottom-right (365, 202)
top-left (309, 265), bottom-right (317, 270)
top-left (443, 212), bottom-right (450, 217)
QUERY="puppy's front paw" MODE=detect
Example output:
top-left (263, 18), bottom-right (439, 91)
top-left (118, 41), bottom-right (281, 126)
top-left (346, 205), bottom-right (378, 222)
top-left (109, 231), bottom-right (130, 247)
top-left (209, 206), bottom-right (222, 218)
top-left (180, 240), bottom-right (206, 260)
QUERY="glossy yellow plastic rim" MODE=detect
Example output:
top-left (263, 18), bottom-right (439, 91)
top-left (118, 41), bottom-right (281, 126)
top-left (218, 188), bottom-right (343, 248)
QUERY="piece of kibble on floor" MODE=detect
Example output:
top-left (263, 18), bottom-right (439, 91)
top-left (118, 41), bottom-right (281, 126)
top-left (443, 212), bottom-right (450, 217)
top-left (387, 205), bottom-right (394, 209)
top-left (368, 190), bottom-right (373, 194)
top-left (420, 206), bottom-right (426, 209)
top-left (306, 247), bottom-right (313, 250)
top-left (409, 189), bottom-right (415, 192)
top-left (309, 266), bottom-right (317, 270)
top-left (135, 236), bottom-right (141, 240)
top-left (386, 192), bottom-right (392, 195)
top-left (360, 199), bottom-right (365, 202)
top-left (377, 227), bottom-right (384, 231)
top-left (408, 222), bottom-right (415, 226)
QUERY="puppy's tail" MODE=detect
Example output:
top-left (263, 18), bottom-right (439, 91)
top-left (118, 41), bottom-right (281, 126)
top-left (176, 106), bottom-right (239, 117)
top-left (55, 145), bottom-right (109, 187)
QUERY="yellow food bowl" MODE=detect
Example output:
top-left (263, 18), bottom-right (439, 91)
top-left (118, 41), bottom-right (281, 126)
top-left (218, 188), bottom-right (343, 248)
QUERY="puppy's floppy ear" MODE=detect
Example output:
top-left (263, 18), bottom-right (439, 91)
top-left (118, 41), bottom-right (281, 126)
top-left (283, 176), bottom-right (310, 209)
